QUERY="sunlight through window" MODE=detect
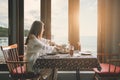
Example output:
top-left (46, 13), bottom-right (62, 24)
top-left (51, 0), bottom-right (68, 44)
top-left (0, 0), bottom-right (8, 63)
top-left (24, 0), bottom-right (40, 42)
top-left (80, 0), bottom-right (97, 54)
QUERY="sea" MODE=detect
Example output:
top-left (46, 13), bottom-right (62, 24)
top-left (0, 37), bottom-right (8, 63)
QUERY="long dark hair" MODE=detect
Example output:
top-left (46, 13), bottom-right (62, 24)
top-left (25, 20), bottom-right (44, 45)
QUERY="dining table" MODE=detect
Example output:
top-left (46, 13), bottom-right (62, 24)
top-left (33, 51), bottom-right (101, 80)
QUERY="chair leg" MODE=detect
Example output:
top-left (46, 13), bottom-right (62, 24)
top-left (93, 72), bottom-right (96, 80)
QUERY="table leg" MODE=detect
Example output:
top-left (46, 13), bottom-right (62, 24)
top-left (52, 68), bottom-right (58, 80)
top-left (76, 69), bottom-right (80, 80)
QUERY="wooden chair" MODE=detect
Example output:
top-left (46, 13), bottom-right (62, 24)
top-left (93, 53), bottom-right (120, 80)
top-left (1, 44), bottom-right (40, 80)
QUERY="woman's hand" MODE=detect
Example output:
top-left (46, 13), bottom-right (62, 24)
top-left (48, 40), bottom-right (56, 46)
top-left (54, 45), bottom-right (62, 52)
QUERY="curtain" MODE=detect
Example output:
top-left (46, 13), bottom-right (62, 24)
top-left (97, 0), bottom-right (120, 62)
top-left (41, 0), bottom-right (51, 39)
top-left (9, 0), bottom-right (24, 55)
top-left (68, 0), bottom-right (80, 50)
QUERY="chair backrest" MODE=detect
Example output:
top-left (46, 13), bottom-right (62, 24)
top-left (1, 44), bottom-right (19, 61)
top-left (1, 44), bottom-right (27, 74)
top-left (97, 53), bottom-right (120, 73)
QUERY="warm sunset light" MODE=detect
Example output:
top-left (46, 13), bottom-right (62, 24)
top-left (0, 0), bottom-right (120, 80)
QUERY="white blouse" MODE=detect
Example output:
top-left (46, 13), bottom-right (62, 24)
top-left (24, 35), bottom-right (55, 72)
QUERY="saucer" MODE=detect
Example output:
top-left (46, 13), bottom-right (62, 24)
top-left (46, 52), bottom-right (57, 55)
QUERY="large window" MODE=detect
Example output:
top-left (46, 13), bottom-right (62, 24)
top-left (0, 0), bottom-right (8, 64)
top-left (51, 0), bottom-right (97, 53)
top-left (51, 0), bottom-right (68, 44)
top-left (80, 0), bottom-right (97, 54)
top-left (24, 0), bottom-right (40, 42)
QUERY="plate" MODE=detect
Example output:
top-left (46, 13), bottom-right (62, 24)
top-left (46, 52), bottom-right (57, 55)
top-left (79, 51), bottom-right (92, 55)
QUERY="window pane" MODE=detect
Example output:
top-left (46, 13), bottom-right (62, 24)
top-left (0, 0), bottom-right (8, 64)
top-left (24, 0), bottom-right (40, 42)
top-left (80, 0), bottom-right (97, 54)
top-left (51, 0), bottom-right (68, 44)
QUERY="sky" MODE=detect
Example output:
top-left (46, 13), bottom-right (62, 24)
top-left (0, 0), bottom-right (8, 27)
top-left (80, 0), bottom-right (97, 36)
top-left (0, 0), bottom-right (97, 37)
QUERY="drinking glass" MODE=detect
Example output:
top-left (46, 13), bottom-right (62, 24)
top-left (69, 45), bottom-right (74, 56)
top-left (77, 42), bottom-right (81, 51)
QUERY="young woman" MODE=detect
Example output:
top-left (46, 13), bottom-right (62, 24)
top-left (25, 20), bottom-right (57, 80)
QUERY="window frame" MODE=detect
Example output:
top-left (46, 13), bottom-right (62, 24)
top-left (0, 0), bottom-right (24, 71)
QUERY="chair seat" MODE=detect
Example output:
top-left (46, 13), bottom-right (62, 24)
top-left (13, 66), bottom-right (25, 73)
top-left (93, 63), bottom-right (120, 77)
top-left (12, 66), bottom-right (39, 79)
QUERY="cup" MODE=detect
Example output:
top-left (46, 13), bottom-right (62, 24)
top-left (77, 42), bottom-right (81, 51)
top-left (69, 45), bottom-right (74, 56)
